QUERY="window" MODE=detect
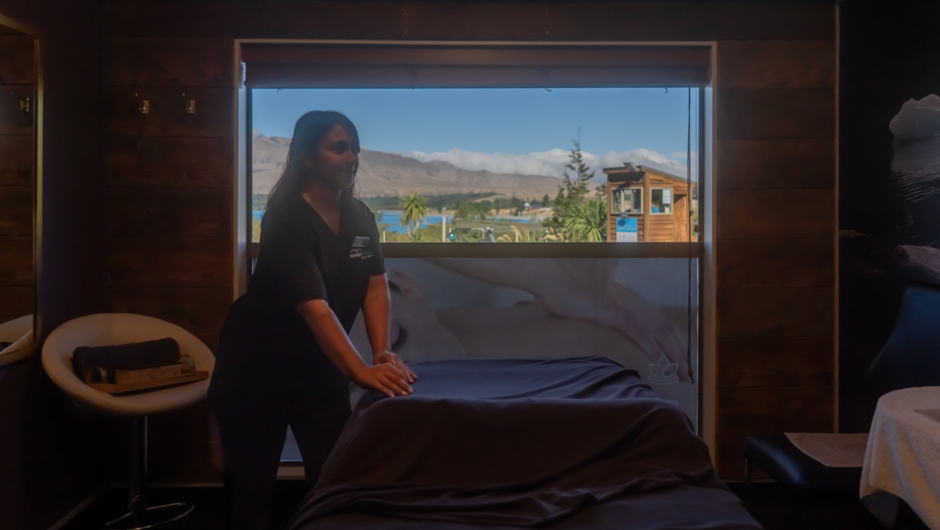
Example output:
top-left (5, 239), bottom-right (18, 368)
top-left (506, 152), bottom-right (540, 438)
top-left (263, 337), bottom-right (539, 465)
top-left (243, 43), bottom-right (706, 246)
top-left (650, 188), bottom-right (673, 215)
top-left (250, 87), bottom-right (698, 243)
top-left (611, 187), bottom-right (643, 215)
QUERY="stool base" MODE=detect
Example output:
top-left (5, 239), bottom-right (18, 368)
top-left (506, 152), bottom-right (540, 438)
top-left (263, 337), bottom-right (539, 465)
top-left (105, 501), bottom-right (193, 530)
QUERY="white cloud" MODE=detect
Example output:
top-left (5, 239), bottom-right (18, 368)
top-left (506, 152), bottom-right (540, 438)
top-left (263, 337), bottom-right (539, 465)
top-left (401, 147), bottom-right (697, 180)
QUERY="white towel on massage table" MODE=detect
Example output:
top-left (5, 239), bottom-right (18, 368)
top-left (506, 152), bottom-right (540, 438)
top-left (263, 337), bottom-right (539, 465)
top-left (861, 386), bottom-right (940, 529)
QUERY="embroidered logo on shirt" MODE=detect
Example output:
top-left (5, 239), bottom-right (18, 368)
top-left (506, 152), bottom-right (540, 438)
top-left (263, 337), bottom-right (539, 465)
top-left (350, 248), bottom-right (373, 259)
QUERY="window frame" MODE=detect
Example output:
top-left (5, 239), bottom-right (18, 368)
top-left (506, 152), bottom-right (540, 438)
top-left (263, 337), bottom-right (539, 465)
top-left (240, 41), bottom-right (710, 263)
top-left (649, 187), bottom-right (674, 216)
top-left (611, 186), bottom-right (644, 216)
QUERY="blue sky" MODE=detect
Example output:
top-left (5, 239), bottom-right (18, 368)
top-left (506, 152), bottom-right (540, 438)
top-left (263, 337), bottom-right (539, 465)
top-left (252, 87), bottom-right (698, 179)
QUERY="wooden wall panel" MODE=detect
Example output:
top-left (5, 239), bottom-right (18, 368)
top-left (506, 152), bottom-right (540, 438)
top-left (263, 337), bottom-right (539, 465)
top-left (717, 41), bottom-right (835, 89)
top-left (0, 35), bottom-right (35, 84)
top-left (718, 89), bottom-right (835, 140)
top-left (717, 238), bottom-right (833, 289)
top-left (718, 337), bottom-right (834, 388)
top-left (105, 86), bottom-right (233, 137)
top-left (717, 188), bottom-right (834, 240)
top-left (109, 187), bottom-right (231, 238)
top-left (109, 287), bottom-right (231, 337)
top-left (717, 288), bottom-right (834, 338)
top-left (717, 139), bottom-right (834, 190)
top-left (107, 136), bottom-right (233, 187)
top-left (714, 30), bottom-right (837, 480)
top-left (108, 239), bottom-right (232, 287)
top-left (0, 187), bottom-right (32, 236)
top-left (0, 135), bottom-right (33, 185)
top-left (0, 286), bottom-right (33, 323)
top-left (0, 87), bottom-right (34, 135)
top-left (106, 38), bottom-right (233, 86)
top-left (0, 236), bottom-right (32, 285)
top-left (103, 2), bottom-right (834, 41)
top-left (718, 386), bottom-right (833, 436)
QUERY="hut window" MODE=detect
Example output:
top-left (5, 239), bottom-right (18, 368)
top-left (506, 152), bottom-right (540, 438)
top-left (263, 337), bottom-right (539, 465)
top-left (650, 188), bottom-right (673, 215)
top-left (611, 188), bottom-right (643, 215)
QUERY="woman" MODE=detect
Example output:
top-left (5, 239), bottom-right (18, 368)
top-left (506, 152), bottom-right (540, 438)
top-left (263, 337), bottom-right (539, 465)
top-left (208, 111), bottom-right (416, 530)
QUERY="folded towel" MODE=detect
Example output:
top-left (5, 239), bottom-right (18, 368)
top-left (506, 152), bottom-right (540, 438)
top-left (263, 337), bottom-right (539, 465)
top-left (72, 338), bottom-right (180, 383)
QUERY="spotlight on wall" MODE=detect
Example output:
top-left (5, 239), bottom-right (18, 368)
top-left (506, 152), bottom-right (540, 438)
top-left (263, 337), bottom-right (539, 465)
top-left (18, 97), bottom-right (29, 113)
top-left (185, 99), bottom-right (196, 114)
top-left (138, 99), bottom-right (150, 114)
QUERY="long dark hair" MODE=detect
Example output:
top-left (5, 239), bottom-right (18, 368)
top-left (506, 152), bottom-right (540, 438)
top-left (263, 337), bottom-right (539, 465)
top-left (264, 110), bottom-right (360, 217)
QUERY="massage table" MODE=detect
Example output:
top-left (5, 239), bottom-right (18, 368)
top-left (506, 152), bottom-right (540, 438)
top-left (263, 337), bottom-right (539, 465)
top-left (289, 357), bottom-right (761, 530)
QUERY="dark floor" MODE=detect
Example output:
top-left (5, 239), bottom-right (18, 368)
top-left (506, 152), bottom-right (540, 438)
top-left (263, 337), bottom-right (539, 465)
top-left (63, 481), bottom-right (922, 530)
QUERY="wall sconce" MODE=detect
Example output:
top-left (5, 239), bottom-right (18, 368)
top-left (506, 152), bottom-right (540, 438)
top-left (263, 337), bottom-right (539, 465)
top-left (138, 99), bottom-right (150, 114)
top-left (185, 99), bottom-right (196, 114)
top-left (18, 97), bottom-right (29, 113)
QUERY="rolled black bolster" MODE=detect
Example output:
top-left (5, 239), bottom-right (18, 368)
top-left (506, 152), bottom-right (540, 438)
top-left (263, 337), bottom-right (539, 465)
top-left (71, 337), bottom-right (180, 383)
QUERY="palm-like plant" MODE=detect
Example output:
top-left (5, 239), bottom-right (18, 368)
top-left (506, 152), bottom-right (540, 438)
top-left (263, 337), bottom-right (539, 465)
top-left (564, 197), bottom-right (607, 242)
top-left (399, 191), bottom-right (429, 238)
top-left (496, 225), bottom-right (563, 243)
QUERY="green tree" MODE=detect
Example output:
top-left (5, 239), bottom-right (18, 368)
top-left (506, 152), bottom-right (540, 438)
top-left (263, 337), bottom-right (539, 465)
top-left (542, 193), bottom-right (551, 207)
top-left (545, 129), bottom-right (597, 238)
top-left (399, 190), bottom-right (429, 238)
top-left (565, 197), bottom-right (608, 242)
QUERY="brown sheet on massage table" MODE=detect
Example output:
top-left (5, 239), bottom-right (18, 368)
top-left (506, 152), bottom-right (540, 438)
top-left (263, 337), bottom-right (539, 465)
top-left (289, 357), bottom-right (761, 530)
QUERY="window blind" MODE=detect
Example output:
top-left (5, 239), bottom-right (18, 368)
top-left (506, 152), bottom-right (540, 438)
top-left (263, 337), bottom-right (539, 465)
top-left (242, 44), bottom-right (710, 88)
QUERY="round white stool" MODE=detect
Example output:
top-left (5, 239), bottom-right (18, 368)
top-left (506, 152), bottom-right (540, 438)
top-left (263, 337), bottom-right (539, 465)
top-left (42, 313), bottom-right (215, 530)
top-left (0, 314), bottom-right (35, 366)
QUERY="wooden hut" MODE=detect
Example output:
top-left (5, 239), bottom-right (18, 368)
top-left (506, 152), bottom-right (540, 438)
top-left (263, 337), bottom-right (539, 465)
top-left (604, 164), bottom-right (692, 242)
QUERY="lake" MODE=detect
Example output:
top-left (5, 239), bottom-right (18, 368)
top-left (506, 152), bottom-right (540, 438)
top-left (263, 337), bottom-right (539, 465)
top-left (252, 210), bottom-right (532, 234)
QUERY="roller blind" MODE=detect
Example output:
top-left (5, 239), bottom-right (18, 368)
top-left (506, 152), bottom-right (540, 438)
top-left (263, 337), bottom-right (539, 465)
top-left (242, 44), bottom-right (710, 88)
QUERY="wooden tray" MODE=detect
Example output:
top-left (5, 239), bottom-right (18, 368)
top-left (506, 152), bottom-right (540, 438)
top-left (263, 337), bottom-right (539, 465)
top-left (87, 370), bottom-right (208, 394)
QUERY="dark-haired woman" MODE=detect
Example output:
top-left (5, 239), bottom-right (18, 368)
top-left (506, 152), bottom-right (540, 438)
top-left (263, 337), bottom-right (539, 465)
top-left (208, 111), bottom-right (416, 530)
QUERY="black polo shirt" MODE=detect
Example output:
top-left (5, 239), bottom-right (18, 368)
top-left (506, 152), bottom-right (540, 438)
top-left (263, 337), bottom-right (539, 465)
top-left (209, 194), bottom-right (384, 405)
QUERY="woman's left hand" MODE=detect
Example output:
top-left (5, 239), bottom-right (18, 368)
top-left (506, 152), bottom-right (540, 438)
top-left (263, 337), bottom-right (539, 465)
top-left (373, 350), bottom-right (416, 384)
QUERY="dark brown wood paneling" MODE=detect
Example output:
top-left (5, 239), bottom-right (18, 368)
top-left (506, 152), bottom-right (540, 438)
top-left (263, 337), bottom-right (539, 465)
top-left (0, 86), bottom-right (34, 135)
top-left (717, 288), bottom-right (834, 338)
top-left (718, 40), bottom-right (835, 89)
top-left (0, 286), bottom-right (33, 323)
top-left (109, 287), bottom-right (231, 337)
top-left (0, 186), bottom-right (32, 236)
top-left (107, 136), bottom-right (233, 187)
top-left (718, 386), bottom-right (833, 436)
top-left (106, 38), bottom-right (233, 87)
top-left (716, 436), bottom-right (770, 480)
top-left (717, 188), bottom-right (834, 240)
top-left (105, 86), bottom-right (233, 137)
top-left (109, 187), bottom-right (231, 238)
top-left (108, 238), bottom-right (232, 287)
top-left (718, 139), bottom-right (834, 190)
top-left (0, 35), bottom-right (35, 85)
top-left (0, 135), bottom-right (33, 186)
top-left (0, 236), bottom-right (32, 285)
top-left (718, 336), bottom-right (834, 388)
top-left (718, 89), bottom-right (835, 139)
top-left (103, 1), bottom-right (834, 41)
top-left (718, 238), bottom-right (834, 288)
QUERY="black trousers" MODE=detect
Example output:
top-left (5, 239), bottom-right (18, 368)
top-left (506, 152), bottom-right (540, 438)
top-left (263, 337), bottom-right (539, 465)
top-left (211, 390), bottom-right (351, 530)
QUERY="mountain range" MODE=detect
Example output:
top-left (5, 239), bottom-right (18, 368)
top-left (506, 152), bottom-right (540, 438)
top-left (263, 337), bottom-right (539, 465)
top-left (252, 130), bottom-right (565, 200)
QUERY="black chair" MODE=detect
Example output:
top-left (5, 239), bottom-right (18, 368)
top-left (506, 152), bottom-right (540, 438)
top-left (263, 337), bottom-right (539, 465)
top-left (743, 281), bottom-right (940, 494)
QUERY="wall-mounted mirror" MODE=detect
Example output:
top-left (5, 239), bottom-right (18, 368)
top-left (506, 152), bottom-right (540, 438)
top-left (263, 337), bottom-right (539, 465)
top-left (0, 15), bottom-right (39, 366)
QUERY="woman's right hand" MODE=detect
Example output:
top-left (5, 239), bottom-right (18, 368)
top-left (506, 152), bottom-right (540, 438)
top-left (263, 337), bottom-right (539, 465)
top-left (352, 363), bottom-right (413, 398)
